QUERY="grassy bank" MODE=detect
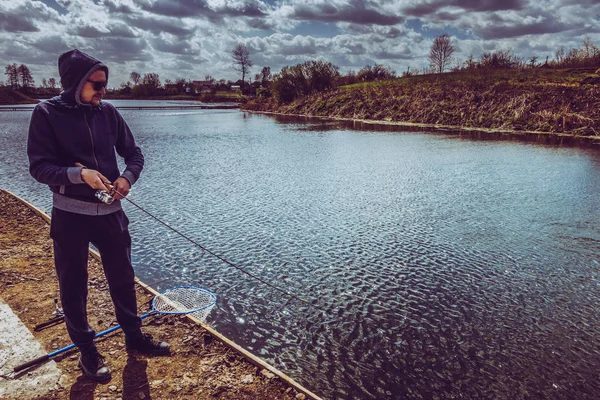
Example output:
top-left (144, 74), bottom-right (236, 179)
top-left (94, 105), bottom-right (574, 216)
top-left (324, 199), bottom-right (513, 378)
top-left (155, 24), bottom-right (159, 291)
top-left (105, 91), bottom-right (241, 103)
top-left (243, 68), bottom-right (600, 136)
top-left (0, 87), bottom-right (39, 104)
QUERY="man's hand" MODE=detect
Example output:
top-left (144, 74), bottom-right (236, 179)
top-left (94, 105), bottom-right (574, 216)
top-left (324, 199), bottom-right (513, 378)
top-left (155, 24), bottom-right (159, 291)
top-left (81, 168), bottom-right (113, 192)
top-left (112, 177), bottom-right (131, 200)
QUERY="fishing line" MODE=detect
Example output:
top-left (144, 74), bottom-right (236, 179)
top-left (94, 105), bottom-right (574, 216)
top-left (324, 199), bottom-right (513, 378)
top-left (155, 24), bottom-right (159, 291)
top-left (112, 188), bottom-right (326, 313)
top-left (116, 188), bottom-right (412, 372)
top-left (104, 183), bottom-right (408, 334)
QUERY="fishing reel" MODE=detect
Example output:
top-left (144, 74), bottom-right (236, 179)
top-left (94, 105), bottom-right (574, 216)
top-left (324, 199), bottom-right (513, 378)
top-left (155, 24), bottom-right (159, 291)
top-left (95, 178), bottom-right (117, 204)
top-left (75, 162), bottom-right (118, 204)
top-left (95, 189), bottom-right (115, 204)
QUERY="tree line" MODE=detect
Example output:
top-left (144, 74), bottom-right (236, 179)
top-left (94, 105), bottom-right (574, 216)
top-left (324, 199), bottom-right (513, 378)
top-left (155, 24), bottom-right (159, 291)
top-left (3, 37), bottom-right (598, 101)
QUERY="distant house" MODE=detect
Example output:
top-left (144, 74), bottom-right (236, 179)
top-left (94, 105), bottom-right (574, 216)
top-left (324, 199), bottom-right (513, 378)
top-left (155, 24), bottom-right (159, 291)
top-left (191, 80), bottom-right (213, 94)
top-left (230, 85), bottom-right (241, 91)
top-left (164, 83), bottom-right (178, 91)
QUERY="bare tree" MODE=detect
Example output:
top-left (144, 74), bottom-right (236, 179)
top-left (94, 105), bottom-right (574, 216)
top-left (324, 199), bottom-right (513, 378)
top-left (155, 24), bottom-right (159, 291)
top-left (48, 77), bottom-right (56, 89)
top-left (17, 64), bottom-right (34, 92)
top-left (175, 78), bottom-right (187, 92)
top-left (260, 66), bottom-right (271, 86)
top-left (464, 54), bottom-right (476, 69)
top-left (429, 34), bottom-right (455, 74)
top-left (232, 43), bottom-right (253, 89)
top-left (4, 63), bottom-right (19, 89)
top-left (555, 46), bottom-right (565, 64)
top-left (583, 36), bottom-right (593, 58)
top-left (133, 72), bottom-right (161, 96)
top-left (528, 56), bottom-right (538, 68)
top-left (142, 72), bottom-right (161, 89)
top-left (130, 71), bottom-right (141, 85)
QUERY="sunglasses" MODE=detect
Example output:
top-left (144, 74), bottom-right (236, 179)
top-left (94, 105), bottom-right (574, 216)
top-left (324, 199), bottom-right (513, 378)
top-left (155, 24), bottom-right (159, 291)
top-left (87, 80), bottom-right (108, 91)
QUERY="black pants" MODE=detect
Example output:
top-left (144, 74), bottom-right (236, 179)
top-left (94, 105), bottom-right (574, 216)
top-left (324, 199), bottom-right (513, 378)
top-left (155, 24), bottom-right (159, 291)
top-left (50, 207), bottom-right (142, 352)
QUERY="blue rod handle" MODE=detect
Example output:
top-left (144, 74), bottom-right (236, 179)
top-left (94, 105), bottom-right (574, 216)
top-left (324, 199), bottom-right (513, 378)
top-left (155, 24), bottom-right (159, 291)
top-left (14, 311), bottom-right (156, 373)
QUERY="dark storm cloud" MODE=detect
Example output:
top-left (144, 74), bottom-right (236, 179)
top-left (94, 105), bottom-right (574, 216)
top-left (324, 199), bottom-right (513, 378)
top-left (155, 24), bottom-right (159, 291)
top-left (30, 34), bottom-right (71, 53)
top-left (102, 0), bottom-right (136, 14)
top-left (342, 24), bottom-right (404, 39)
top-left (0, 13), bottom-right (39, 32)
top-left (122, 15), bottom-right (196, 37)
top-left (173, 52), bottom-right (211, 66)
top-left (372, 49), bottom-right (414, 60)
top-left (453, 0), bottom-right (525, 12)
top-left (403, 0), bottom-right (526, 17)
top-left (475, 22), bottom-right (568, 40)
top-left (150, 37), bottom-right (194, 55)
top-left (133, 0), bottom-right (267, 20)
top-left (434, 11), bottom-right (460, 22)
top-left (465, 10), bottom-right (578, 40)
top-left (0, 1), bottom-right (60, 32)
top-left (277, 41), bottom-right (318, 56)
top-left (69, 22), bottom-right (138, 38)
top-left (89, 37), bottom-right (153, 62)
top-left (399, 2), bottom-right (439, 18)
top-left (290, 1), bottom-right (403, 25)
top-left (2, 40), bottom-right (59, 64)
top-left (247, 18), bottom-right (275, 30)
top-left (558, 0), bottom-right (600, 5)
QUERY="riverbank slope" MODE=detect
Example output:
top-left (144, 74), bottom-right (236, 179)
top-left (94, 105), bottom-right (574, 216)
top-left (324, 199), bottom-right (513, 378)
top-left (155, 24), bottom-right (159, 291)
top-left (243, 68), bottom-right (600, 136)
top-left (0, 88), bottom-right (39, 104)
top-left (0, 189), bottom-right (311, 399)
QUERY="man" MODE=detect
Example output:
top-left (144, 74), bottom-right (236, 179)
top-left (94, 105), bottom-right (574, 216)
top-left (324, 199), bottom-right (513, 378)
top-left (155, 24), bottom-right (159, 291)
top-left (27, 49), bottom-right (169, 382)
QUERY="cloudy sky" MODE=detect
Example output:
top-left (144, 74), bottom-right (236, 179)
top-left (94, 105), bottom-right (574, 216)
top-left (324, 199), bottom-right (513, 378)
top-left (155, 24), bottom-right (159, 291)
top-left (1, 0), bottom-right (599, 88)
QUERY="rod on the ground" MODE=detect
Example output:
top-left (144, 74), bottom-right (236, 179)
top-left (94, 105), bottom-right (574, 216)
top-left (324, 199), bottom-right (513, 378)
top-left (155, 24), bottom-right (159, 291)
top-left (13, 286), bottom-right (216, 373)
top-left (33, 315), bottom-right (65, 331)
top-left (14, 310), bottom-right (155, 373)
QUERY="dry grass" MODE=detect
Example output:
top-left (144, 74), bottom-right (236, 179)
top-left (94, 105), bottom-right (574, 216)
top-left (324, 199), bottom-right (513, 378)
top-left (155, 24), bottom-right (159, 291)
top-left (244, 68), bottom-right (600, 136)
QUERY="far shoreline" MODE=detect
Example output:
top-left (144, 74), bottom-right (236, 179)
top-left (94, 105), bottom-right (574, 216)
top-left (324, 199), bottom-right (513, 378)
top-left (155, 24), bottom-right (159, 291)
top-left (245, 109), bottom-right (600, 148)
top-left (0, 87), bottom-right (241, 105)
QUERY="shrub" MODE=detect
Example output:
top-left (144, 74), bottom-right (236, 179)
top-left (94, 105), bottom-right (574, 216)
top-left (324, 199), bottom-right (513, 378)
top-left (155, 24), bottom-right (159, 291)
top-left (271, 60), bottom-right (340, 104)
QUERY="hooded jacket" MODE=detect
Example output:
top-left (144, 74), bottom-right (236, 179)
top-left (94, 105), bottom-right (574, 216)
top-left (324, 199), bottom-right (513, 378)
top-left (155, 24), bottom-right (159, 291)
top-left (27, 49), bottom-right (144, 215)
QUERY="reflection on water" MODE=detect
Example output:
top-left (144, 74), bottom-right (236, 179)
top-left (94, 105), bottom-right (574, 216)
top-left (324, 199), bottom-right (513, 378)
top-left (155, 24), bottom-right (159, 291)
top-left (275, 113), bottom-right (600, 148)
top-left (2, 105), bottom-right (600, 399)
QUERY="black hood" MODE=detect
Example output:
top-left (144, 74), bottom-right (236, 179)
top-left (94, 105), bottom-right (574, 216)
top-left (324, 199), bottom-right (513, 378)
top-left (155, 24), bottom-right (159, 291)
top-left (58, 49), bottom-right (109, 105)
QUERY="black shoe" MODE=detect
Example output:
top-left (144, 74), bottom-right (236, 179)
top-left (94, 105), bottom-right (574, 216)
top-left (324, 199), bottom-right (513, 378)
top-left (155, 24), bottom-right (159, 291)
top-left (126, 333), bottom-right (170, 355)
top-left (78, 351), bottom-right (111, 382)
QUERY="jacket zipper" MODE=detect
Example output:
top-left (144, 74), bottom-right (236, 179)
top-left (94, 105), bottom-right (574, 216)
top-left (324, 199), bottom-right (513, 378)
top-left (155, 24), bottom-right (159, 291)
top-left (83, 111), bottom-right (99, 169)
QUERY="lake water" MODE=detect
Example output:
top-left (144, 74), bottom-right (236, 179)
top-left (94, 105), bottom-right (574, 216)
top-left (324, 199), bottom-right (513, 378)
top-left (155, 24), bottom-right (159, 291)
top-left (2, 100), bottom-right (600, 399)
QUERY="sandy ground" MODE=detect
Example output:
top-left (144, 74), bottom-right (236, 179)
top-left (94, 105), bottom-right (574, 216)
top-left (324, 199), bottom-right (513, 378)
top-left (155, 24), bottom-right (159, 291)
top-left (0, 190), bottom-right (307, 399)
